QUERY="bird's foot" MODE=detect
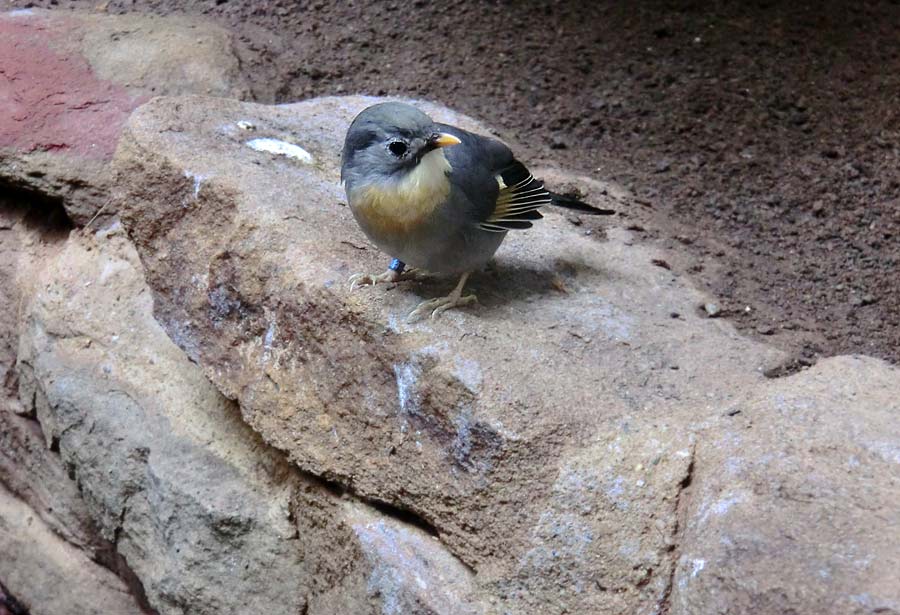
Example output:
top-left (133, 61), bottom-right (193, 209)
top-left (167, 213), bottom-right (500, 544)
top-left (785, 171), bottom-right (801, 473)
top-left (407, 292), bottom-right (478, 322)
top-left (349, 268), bottom-right (420, 291)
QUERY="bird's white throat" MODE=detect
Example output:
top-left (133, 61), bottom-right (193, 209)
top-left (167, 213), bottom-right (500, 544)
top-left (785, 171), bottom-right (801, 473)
top-left (393, 148), bottom-right (453, 201)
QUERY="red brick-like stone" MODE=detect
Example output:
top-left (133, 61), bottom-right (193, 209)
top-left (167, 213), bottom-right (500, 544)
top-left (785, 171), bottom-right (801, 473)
top-left (0, 12), bottom-right (144, 160)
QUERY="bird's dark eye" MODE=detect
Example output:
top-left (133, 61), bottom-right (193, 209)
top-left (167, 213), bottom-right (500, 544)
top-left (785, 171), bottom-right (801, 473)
top-left (388, 141), bottom-right (408, 157)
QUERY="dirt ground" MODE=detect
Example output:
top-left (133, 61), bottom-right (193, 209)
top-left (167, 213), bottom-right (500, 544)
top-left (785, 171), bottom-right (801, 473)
top-left (12, 0), bottom-right (899, 365)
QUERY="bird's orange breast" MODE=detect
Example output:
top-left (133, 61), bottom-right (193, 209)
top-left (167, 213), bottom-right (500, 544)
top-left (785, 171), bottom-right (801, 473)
top-left (348, 150), bottom-right (453, 239)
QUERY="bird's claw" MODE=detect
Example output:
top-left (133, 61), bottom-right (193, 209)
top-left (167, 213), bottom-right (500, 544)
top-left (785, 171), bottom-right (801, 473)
top-left (407, 293), bottom-right (477, 322)
top-left (349, 268), bottom-right (421, 291)
top-left (349, 270), bottom-right (397, 291)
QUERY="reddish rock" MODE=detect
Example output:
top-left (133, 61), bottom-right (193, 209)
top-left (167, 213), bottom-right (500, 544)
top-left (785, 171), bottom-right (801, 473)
top-left (0, 9), bottom-right (249, 225)
top-left (0, 11), bottom-right (143, 161)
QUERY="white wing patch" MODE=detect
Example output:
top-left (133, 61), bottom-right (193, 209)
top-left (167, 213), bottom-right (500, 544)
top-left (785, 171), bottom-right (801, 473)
top-left (478, 171), bottom-right (550, 232)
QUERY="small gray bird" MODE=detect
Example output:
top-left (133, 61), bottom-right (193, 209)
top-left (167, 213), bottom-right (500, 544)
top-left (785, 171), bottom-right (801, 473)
top-left (341, 102), bottom-right (614, 320)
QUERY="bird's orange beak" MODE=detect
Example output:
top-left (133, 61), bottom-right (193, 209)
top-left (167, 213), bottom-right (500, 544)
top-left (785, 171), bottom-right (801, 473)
top-left (429, 132), bottom-right (462, 148)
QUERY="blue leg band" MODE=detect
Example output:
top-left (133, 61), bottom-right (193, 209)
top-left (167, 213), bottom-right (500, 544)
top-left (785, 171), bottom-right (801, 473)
top-left (388, 258), bottom-right (406, 273)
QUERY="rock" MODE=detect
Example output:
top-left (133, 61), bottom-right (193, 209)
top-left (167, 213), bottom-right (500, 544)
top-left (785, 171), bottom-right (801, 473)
top-left (0, 196), bottom-right (68, 415)
top-left (0, 483), bottom-right (140, 615)
top-left (113, 95), bottom-right (800, 613)
top-left (704, 302), bottom-right (721, 317)
top-left (307, 500), bottom-right (484, 615)
top-left (0, 9), bottom-right (250, 225)
top-left (17, 227), bottom-right (308, 613)
top-left (0, 582), bottom-right (28, 615)
top-left (3, 92), bottom-right (896, 613)
top-left (673, 356), bottom-right (900, 615)
top-left (0, 198), bottom-right (130, 612)
top-left (14, 225), bottom-right (485, 615)
top-left (0, 196), bottom-right (108, 558)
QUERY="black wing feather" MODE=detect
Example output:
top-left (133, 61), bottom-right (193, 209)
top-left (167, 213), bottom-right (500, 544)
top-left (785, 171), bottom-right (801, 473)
top-left (436, 125), bottom-right (614, 233)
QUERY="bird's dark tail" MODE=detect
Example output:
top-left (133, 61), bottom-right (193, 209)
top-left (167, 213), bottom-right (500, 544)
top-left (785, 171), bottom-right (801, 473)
top-left (548, 191), bottom-right (615, 215)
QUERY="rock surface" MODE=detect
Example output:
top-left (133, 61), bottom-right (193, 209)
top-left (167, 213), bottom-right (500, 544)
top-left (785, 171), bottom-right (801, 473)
top-left (11, 221), bottom-right (485, 614)
top-left (2, 88), bottom-right (897, 614)
top-left (109, 93), bottom-right (900, 613)
top-left (0, 483), bottom-right (140, 615)
top-left (0, 9), bottom-right (249, 224)
top-left (673, 356), bottom-right (900, 615)
top-left (0, 197), bottom-right (117, 568)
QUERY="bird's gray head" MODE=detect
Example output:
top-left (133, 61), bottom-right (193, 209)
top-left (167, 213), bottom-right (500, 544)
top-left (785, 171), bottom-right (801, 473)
top-left (341, 102), bottom-right (460, 183)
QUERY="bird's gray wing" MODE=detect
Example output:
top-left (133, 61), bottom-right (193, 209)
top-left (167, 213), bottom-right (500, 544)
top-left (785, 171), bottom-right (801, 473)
top-left (435, 123), bottom-right (549, 233)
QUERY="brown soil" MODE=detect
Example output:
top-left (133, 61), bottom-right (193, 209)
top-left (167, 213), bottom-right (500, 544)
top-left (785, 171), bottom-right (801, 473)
top-left (14, 0), bottom-right (900, 365)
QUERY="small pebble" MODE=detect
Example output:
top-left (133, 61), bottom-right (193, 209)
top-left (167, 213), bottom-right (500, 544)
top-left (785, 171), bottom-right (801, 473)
top-left (704, 303), bottom-right (721, 317)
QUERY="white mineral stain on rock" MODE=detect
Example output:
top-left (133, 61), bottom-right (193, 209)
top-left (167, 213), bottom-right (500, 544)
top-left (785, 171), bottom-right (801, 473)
top-left (393, 361), bottom-right (421, 416)
top-left (263, 321), bottom-right (276, 349)
top-left (183, 170), bottom-right (207, 200)
top-left (697, 491), bottom-right (747, 527)
top-left (605, 475), bottom-right (629, 510)
top-left (98, 259), bottom-right (129, 284)
top-left (189, 272), bottom-right (209, 291)
top-left (554, 465), bottom-right (600, 514)
top-left (245, 138), bottom-right (314, 164)
top-left (712, 494), bottom-right (744, 516)
top-left (690, 558), bottom-right (706, 578)
top-left (452, 356), bottom-right (483, 393)
top-left (354, 520), bottom-right (416, 615)
top-left (94, 219), bottom-right (123, 239)
top-left (579, 297), bottom-right (634, 342)
top-left (867, 441), bottom-right (900, 465)
top-left (349, 509), bottom-right (480, 615)
top-left (386, 313), bottom-right (400, 333)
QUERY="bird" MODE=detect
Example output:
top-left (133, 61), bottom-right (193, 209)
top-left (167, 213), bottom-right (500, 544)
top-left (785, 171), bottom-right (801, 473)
top-left (341, 101), bottom-right (614, 321)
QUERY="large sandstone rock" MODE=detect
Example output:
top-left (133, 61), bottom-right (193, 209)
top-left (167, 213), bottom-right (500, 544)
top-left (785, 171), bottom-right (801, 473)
top-left (115, 95), bottom-right (733, 613)
top-left (0, 9), bottom-right (250, 225)
top-left (1, 90), bottom-right (895, 613)
top-left (0, 197), bottom-right (123, 600)
top-left (14, 224), bottom-right (485, 614)
top-left (109, 94), bottom-right (899, 613)
top-left (672, 356), bottom-right (900, 615)
top-left (0, 483), bottom-right (140, 615)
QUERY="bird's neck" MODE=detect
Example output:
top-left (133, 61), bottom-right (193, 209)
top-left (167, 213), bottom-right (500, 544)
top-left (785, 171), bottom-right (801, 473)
top-left (350, 150), bottom-right (452, 235)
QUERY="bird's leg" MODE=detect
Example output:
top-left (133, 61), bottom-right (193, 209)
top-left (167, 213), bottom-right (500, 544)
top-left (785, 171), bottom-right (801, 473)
top-left (407, 272), bottom-right (477, 322)
top-left (349, 258), bottom-right (421, 291)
